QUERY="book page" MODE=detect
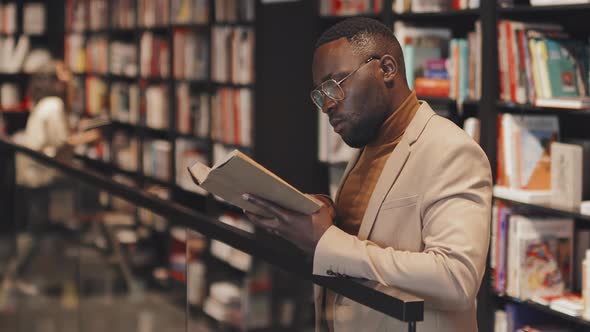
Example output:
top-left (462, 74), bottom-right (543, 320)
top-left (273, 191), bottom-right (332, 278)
top-left (189, 150), bottom-right (322, 217)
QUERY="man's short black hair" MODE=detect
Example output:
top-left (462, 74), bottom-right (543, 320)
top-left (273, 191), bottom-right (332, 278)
top-left (315, 17), bottom-right (405, 76)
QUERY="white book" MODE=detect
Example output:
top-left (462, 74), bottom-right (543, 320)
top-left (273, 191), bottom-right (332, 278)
top-left (494, 185), bottom-right (553, 204)
top-left (551, 142), bottom-right (583, 209)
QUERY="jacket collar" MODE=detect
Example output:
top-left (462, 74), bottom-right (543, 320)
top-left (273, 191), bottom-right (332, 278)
top-left (335, 102), bottom-right (437, 240)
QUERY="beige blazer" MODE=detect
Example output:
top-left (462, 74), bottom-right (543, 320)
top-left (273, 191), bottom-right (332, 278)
top-left (313, 102), bottom-right (492, 332)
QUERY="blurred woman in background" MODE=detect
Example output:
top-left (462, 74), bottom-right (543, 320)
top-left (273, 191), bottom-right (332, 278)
top-left (13, 60), bottom-right (102, 187)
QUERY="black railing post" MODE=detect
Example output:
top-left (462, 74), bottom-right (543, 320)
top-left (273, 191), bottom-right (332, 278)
top-left (0, 143), bottom-right (16, 235)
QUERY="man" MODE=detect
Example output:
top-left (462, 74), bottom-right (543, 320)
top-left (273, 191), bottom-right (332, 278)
top-left (243, 17), bottom-right (492, 331)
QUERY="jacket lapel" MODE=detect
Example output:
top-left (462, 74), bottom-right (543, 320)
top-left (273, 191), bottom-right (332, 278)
top-left (356, 139), bottom-right (410, 240)
top-left (356, 102), bottom-right (437, 241)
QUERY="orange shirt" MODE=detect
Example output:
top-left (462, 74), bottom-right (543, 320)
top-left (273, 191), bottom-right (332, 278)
top-left (336, 91), bottom-right (420, 235)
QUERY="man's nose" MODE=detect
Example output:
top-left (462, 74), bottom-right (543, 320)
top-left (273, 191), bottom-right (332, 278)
top-left (321, 95), bottom-right (337, 115)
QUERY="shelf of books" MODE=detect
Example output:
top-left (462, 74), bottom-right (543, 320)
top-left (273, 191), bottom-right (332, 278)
top-left (0, 1), bottom-right (53, 135)
top-left (489, 2), bottom-right (590, 331)
top-left (62, 0), bottom-right (282, 330)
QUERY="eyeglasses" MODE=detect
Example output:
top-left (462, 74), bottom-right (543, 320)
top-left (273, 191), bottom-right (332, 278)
top-left (310, 56), bottom-right (380, 111)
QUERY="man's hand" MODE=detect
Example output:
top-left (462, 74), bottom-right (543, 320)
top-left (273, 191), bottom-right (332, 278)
top-left (242, 193), bottom-right (335, 256)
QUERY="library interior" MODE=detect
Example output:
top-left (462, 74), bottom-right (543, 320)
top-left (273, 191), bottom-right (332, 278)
top-left (2, 0), bottom-right (590, 331)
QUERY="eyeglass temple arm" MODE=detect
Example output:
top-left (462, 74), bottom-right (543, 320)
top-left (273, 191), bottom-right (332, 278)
top-left (336, 56), bottom-right (381, 84)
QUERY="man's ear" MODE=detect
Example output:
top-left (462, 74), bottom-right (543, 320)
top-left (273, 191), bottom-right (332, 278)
top-left (380, 55), bottom-right (398, 83)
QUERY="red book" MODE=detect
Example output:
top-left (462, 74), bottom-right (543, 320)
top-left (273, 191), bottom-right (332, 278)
top-left (414, 78), bottom-right (450, 98)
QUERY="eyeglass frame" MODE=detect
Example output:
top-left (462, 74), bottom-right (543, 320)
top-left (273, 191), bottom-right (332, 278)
top-left (310, 56), bottom-right (381, 111)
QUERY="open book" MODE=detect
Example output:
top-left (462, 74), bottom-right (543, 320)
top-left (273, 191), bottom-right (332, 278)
top-left (187, 150), bottom-right (322, 217)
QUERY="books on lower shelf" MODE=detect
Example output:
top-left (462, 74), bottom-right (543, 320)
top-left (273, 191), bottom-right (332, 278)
top-left (495, 304), bottom-right (576, 332)
top-left (531, 293), bottom-right (584, 317)
top-left (319, 0), bottom-right (383, 16)
top-left (490, 203), bottom-right (574, 300)
top-left (187, 148), bottom-right (322, 218)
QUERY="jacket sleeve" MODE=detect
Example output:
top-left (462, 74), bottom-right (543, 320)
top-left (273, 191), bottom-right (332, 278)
top-left (312, 139), bottom-right (492, 310)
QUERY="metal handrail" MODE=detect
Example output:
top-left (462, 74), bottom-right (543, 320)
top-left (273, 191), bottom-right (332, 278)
top-left (0, 137), bottom-right (424, 327)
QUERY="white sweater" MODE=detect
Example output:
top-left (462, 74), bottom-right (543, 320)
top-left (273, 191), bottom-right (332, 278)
top-left (13, 97), bottom-right (69, 187)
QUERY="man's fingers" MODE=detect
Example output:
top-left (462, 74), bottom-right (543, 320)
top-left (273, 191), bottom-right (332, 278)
top-left (244, 211), bottom-right (281, 229)
top-left (242, 193), bottom-right (290, 221)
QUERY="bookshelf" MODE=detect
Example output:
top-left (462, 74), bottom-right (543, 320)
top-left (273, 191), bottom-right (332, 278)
top-left (62, 0), bottom-right (326, 330)
top-left (484, 1), bottom-right (590, 332)
top-left (0, 0), bottom-right (64, 135)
